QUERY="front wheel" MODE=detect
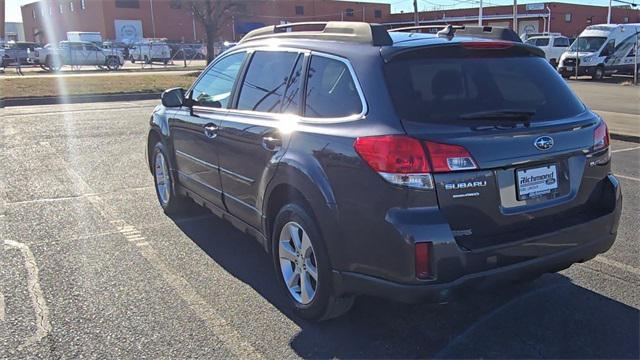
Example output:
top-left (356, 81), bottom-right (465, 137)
top-left (105, 57), bottom-right (120, 71)
top-left (592, 66), bottom-right (604, 80)
top-left (152, 142), bottom-right (190, 214)
top-left (272, 203), bottom-right (354, 321)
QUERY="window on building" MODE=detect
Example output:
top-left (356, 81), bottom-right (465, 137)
top-left (81, 0), bottom-right (86, 10)
top-left (59, 4), bottom-right (63, 13)
top-left (169, 0), bottom-right (182, 9)
top-left (49, 6), bottom-right (52, 16)
top-left (305, 56), bottom-right (363, 118)
top-left (295, 5), bottom-right (304, 16)
top-left (345, 8), bottom-right (354, 17)
top-left (32, 9), bottom-right (36, 19)
top-left (69, 1), bottom-right (74, 12)
top-left (191, 52), bottom-right (246, 108)
top-left (564, 13), bottom-right (572, 22)
top-left (623, 17), bottom-right (629, 23)
top-left (40, 4), bottom-right (46, 17)
top-left (374, 9), bottom-right (382, 19)
top-left (115, 0), bottom-right (140, 9)
top-left (237, 51), bottom-right (300, 113)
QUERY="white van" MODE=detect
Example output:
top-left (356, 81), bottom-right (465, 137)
top-left (605, 33), bottom-right (639, 75)
top-left (558, 23), bottom-right (640, 80)
top-left (129, 40), bottom-right (171, 64)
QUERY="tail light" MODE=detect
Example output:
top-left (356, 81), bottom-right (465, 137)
top-left (415, 242), bottom-right (431, 279)
top-left (354, 135), bottom-right (477, 189)
top-left (593, 121), bottom-right (610, 151)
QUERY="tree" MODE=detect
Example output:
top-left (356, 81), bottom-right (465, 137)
top-left (189, 0), bottom-right (244, 63)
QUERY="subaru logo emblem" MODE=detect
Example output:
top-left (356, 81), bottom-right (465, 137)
top-left (534, 136), bottom-right (554, 151)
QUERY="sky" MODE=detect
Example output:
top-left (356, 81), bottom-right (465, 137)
top-left (4, 0), bottom-right (616, 23)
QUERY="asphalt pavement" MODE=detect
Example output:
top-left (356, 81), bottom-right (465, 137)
top-left (1, 101), bottom-right (638, 359)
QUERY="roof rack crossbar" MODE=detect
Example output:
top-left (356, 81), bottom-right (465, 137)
top-left (239, 21), bottom-right (393, 46)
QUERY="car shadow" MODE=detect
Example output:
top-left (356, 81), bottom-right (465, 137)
top-left (169, 207), bottom-right (639, 359)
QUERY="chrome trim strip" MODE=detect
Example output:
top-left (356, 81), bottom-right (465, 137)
top-left (223, 191), bottom-right (261, 214)
top-left (176, 150), bottom-right (219, 170)
top-left (176, 170), bottom-right (222, 194)
top-left (219, 167), bottom-right (254, 184)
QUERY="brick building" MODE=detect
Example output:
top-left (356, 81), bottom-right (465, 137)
top-left (20, 0), bottom-right (390, 44)
top-left (387, 2), bottom-right (640, 38)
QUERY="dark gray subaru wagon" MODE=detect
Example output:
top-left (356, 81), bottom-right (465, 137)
top-left (147, 22), bottom-right (621, 320)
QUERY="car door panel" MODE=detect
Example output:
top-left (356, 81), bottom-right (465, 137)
top-left (217, 51), bottom-right (303, 229)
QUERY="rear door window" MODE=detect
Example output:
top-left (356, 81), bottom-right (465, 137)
top-left (236, 51), bottom-right (300, 113)
top-left (304, 55), bottom-right (363, 118)
top-left (384, 53), bottom-right (585, 124)
top-left (535, 38), bottom-right (550, 47)
top-left (554, 37), bottom-right (570, 47)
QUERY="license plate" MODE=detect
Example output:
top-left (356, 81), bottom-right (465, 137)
top-left (566, 66), bottom-right (574, 71)
top-left (516, 165), bottom-right (558, 200)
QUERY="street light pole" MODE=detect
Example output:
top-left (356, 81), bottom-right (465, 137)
top-left (413, 0), bottom-right (419, 26)
top-left (608, 0), bottom-right (612, 24)
top-left (479, 0), bottom-right (483, 25)
top-left (150, 0), bottom-right (156, 38)
top-left (513, 0), bottom-right (518, 33)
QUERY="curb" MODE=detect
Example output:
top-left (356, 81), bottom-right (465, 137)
top-left (1, 92), bottom-right (161, 107)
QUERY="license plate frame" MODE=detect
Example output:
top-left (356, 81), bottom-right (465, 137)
top-left (516, 164), bottom-right (559, 201)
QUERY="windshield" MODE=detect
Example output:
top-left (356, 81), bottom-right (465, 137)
top-left (385, 55), bottom-right (585, 124)
top-left (569, 37), bottom-right (607, 52)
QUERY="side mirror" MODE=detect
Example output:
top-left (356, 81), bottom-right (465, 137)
top-left (161, 87), bottom-right (185, 108)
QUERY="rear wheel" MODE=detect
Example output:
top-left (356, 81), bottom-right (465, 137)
top-left (105, 57), bottom-right (120, 71)
top-left (272, 203), bottom-right (354, 321)
top-left (152, 142), bottom-right (190, 214)
top-left (144, 55), bottom-right (150, 64)
top-left (45, 56), bottom-right (62, 72)
top-left (549, 59), bottom-right (557, 68)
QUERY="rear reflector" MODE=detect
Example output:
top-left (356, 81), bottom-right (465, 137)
top-left (593, 121), bottom-right (610, 151)
top-left (462, 41), bottom-right (514, 50)
top-left (415, 242), bottom-right (431, 279)
top-left (425, 142), bottom-right (477, 173)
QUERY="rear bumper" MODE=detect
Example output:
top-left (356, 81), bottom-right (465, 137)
top-left (332, 174), bottom-right (622, 303)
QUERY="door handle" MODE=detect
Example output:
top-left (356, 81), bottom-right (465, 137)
top-left (262, 136), bottom-right (282, 151)
top-left (203, 123), bottom-right (218, 139)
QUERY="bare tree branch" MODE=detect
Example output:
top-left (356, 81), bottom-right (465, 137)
top-left (189, 0), bottom-right (245, 63)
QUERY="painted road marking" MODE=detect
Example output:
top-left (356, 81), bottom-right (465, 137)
top-left (612, 146), bottom-right (640, 154)
top-left (0, 291), bottom-right (5, 321)
top-left (594, 256), bottom-right (640, 277)
top-left (614, 174), bottom-right (640, 182)
top-left (4, 240), bottom-right (52, 349)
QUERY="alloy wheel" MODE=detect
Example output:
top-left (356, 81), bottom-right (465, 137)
top-left (154, 151), bottom-right (171, 205)
top-left (278, 221), bottom-right (318, 305)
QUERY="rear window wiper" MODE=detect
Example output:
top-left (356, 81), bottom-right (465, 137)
top-left (459, 110), bottom-right (536, 121)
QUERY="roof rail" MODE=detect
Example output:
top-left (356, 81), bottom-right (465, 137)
top-left (390, 24), bottom-right (522, 42)
top-left (238, 21), bottom-right (393, 46)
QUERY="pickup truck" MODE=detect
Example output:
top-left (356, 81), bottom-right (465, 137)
top-left (29, 41), bottom-right (124, 71)
top-left (524, 35), bottom-right (571, 67)
top-left (2, 41), bottom-right (38, 67)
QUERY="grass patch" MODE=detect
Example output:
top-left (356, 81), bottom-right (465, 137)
top-left (2, 73), bottom-right (199, 99)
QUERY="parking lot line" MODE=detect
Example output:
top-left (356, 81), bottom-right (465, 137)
top-left (614, 174), bottom-right (640, 182)
top-left (595, 256), bottom-right (640, 277)
top-left (612, 146), bottom-right (640, 154)
top-left (0, 291), bottom-right (4, 321)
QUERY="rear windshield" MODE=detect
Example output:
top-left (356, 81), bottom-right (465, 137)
top-left (384, 54), bottom-right (585, 124)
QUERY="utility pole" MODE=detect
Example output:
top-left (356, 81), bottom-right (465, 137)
top-left (478, 0), bottom-right (483, 25)
top-left (150, 0), bottom-right (156, 38)
top-left (513, 0), bottom-right (518, 33)
top-left (608, 0), bottom-right (612, 24)
top-left (413, 0), bottom-right (419, 26)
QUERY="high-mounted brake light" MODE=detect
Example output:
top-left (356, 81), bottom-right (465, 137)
top-left (462, 41), bottom-right (514, 50)
top-left (593, 121), bottom-right (610, 151)
top-left (354, 136), bottom-right (477, 189)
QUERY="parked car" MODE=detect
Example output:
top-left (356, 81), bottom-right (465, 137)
top-left (524, 35), bottom-right (571, 67)
top-left (2, 41), bottom-right (38, 67)
top-left (147, 22), bottom-right (621, 320)
top-left (29, 41), bottom-right (124, 71)
top-left (559, 23), bottom-right (640, 80)
top-left (129, 40), bottom-right (171, 64)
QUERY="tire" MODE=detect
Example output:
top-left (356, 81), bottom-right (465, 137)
top-left (45, 56), bottom-right (62, 72)
top-left (130, 56), bottom-right (136, 64)
top-left (549, 59), bottom-right (557, 68)
top-left (592, 66), bottom-right (604, 80)
top-left (151, 142), bottom-right (190, 214)
top-left (271, 203), bottom-right (354, 321)
top-left (105, 57), bottom-right (120, 71)
top-left (144, 55), bottom-right (150, 64)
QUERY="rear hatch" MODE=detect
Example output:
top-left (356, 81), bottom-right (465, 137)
top-left (384, 41), bottom-right (612, 249)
